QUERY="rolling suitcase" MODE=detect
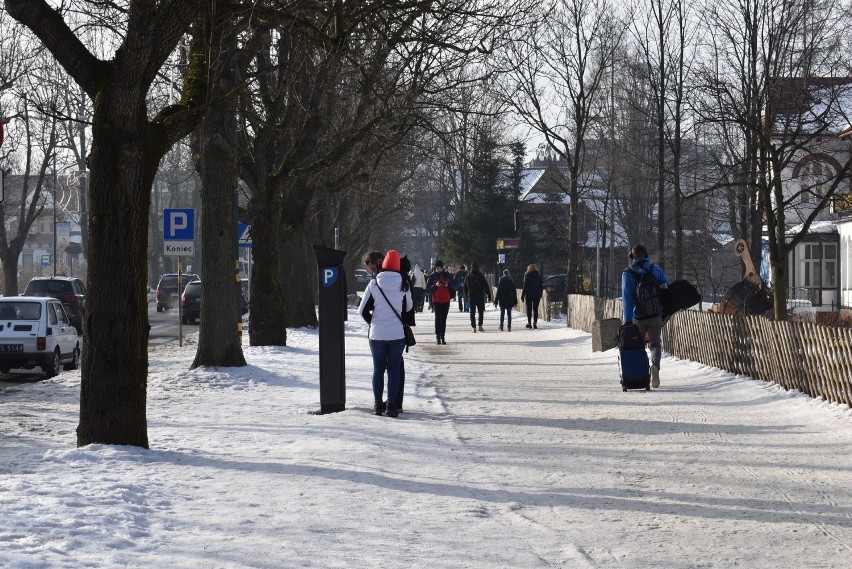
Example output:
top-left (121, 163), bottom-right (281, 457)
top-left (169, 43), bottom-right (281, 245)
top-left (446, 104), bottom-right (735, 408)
top-left (618, 323), bottom-right (651, 391)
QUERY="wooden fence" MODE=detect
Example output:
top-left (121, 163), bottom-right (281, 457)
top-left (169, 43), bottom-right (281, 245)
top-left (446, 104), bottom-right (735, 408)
top-left (566, 294), bottom-right (852, 407)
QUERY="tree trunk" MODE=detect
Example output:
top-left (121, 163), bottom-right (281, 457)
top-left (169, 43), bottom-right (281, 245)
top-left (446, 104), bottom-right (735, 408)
top-left (280, 220), bottom-right (318, 328)
top-left (191, 122), bottom-right (247, 367)
top-left (190, 6), bottom-right (246, 369)
top-left (566, 175), bottom-right (581, 295)
top-left (2, 253), bottom-right (20, 295)
top-left (248, 193), bottom-right (287, 345)
top-left (77, 93), bottom-right (153, 448)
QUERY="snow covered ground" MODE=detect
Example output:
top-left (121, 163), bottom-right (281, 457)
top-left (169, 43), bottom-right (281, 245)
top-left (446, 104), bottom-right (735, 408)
top-left (2, 306), bottom-right (852, 568)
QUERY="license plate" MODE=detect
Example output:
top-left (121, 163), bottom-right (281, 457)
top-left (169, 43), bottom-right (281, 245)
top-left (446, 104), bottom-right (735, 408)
top-left (0, 344), bottom-right (23, 352)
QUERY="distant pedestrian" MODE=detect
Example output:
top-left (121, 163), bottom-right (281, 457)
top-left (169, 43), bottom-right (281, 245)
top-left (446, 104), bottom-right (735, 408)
top-left (410, 264), bottom-right (426, 312)
top-left (494, 269), bottom-right (518, 331)
top-left (622, 244), bottom-right (670, 389)
top-left (358, 250), bottom-right (412, 417)
top-left (521, 264), bottom-right (544, 329)
top-left (425, 260), bottom-right (454, 344)
top-left (464, 262), bottom-right (492, 332)
top-left (424, 269), bottom-right (433, 312)
top-left (454, 265), bottom-right (469, 312)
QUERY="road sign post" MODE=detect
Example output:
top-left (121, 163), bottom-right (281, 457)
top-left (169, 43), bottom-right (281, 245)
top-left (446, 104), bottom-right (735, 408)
top-left (164, 209), bottom-right (195, 347)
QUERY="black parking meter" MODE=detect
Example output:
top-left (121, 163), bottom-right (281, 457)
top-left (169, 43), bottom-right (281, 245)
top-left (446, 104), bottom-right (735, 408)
top-left (313, 245), bottom-right (348, 414)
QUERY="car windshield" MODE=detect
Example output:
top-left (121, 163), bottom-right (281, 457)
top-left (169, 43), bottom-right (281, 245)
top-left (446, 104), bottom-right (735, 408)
top-left (160, 275), bottom-right (195, 287)
top-left (184, 282), bottom-right (201, 293)
top-left (0, 302), bottom-right (42, 320)
top-left (26, 280), bottom-right (72, 294)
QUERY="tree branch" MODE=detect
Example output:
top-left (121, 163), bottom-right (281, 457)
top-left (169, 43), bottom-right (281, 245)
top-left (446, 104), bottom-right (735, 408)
top-left (4, 0), bottom-right (107, 98)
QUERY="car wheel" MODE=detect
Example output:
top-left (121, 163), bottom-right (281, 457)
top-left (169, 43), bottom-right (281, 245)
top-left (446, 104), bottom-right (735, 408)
top-left (64, 347), bottom-right (80, 371)
top-left (43, 350), bottom-right (61, 378)
top-left (156, 305), bottom-right (163, 312)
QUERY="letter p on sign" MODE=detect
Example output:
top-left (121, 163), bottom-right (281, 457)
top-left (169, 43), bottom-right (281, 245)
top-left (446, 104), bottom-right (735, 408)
top-left (321, 267), bottom-right (338, 287)
top-left (170, 212), bottom-right (187, 236)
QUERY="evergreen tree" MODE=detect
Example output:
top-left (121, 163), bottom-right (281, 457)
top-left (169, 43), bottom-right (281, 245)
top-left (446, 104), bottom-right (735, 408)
top-left (440, 129), bottom-right (515, 267)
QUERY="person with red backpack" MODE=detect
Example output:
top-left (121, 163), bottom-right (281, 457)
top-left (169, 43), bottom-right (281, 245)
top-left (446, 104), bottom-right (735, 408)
top-left (622, 244), bottom-right (670, 388)
top-left (426, 260), bottom-right (454, 344)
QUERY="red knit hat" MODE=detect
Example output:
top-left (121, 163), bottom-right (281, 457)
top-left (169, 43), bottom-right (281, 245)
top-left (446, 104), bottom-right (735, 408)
top-left (382, 249), bottom-right (401, 271)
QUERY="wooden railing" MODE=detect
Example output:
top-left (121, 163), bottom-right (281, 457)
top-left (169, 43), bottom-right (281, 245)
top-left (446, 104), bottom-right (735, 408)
top-left (566, 294), bottom-right (852, 407)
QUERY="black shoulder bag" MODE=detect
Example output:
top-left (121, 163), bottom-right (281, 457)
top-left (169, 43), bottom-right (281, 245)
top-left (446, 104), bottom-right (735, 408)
top-left (375, 284), bottom-right (416, 351)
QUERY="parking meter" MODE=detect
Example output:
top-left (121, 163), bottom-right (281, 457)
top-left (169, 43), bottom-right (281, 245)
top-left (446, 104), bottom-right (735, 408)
top-left (313, 245), bottom-right (348, 414)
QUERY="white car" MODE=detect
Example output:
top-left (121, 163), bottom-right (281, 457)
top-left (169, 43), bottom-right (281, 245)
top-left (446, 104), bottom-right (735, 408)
top-left (0, 296), bottom-right (80, 377)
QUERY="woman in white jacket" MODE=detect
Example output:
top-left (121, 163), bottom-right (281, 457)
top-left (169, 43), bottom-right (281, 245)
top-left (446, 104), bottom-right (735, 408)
top-left (357, 250), bottom-right (412, 417)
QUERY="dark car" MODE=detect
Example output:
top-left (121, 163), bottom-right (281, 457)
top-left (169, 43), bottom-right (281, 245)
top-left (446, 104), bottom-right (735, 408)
top-left (180, 280), bottom-right (202, 324)
top-left (542, 274), bottom-right (567, 299)
top-left (23, 276), bottom-right (86, 334)
top-left (180, 280), bottom-right (249, 325)
top-left (156, 273), bottom-right (198, 312)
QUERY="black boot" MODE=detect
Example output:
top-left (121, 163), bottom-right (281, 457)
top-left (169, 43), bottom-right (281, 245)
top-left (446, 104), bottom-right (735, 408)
top-left (372, 401), bottom-right (385, 416)
top-left (440, 336), bottom-right (447, 345)
top-left (436, 336), bottom-right (441, 345)
top-left (385, 403), bottom-right (399, 418)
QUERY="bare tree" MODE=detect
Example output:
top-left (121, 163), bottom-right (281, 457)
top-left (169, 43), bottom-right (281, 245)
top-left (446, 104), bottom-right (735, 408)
top-left (6, 0), bottom-right (210, 447)
top-left (697, 0), bottom-right (852, 319)
top-left (236, 1), bottom-right (530, 344)
top-left (0, 97), bottom-right (58, 294)
top-left (502, 0), bottom-right (625, 294)
top-left (629, 0), bottom-right (701, 277)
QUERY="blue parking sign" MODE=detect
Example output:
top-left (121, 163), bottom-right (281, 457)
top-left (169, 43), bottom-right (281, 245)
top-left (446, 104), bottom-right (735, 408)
top-left (164, 209), bottom-right (195, 240)
top-left (321, 266), bottom-right (339, 288)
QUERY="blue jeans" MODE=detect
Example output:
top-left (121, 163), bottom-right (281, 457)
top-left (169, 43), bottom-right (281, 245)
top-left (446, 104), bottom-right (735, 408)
top-left (369, 339), bottom-right (406, 404)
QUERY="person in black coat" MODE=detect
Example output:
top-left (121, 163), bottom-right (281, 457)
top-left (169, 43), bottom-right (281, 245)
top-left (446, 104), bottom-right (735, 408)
top-left (464, 262), bottom-right (492, 332)
top-left (494, 269), bottom-right (518, 331)
top-left (521, 264), bottom-right (543, 329)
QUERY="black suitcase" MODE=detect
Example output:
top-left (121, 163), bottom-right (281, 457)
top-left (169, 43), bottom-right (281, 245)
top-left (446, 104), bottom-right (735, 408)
top-left (618, 323), bottom-right (651, 391)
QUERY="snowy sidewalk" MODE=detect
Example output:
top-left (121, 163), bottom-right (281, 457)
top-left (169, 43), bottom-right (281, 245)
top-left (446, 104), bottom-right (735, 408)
top-left (1, 306), bottom-right (852, 568)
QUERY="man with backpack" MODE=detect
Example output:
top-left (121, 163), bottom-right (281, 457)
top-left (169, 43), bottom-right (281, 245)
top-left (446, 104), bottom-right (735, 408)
top-left (622, 244), bottom-right (670, 388)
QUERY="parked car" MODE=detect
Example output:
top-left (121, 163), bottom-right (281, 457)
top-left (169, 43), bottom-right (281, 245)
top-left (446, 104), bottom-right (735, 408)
top-left (179, 280), bottom-right (249, 325)
top-left (354, 269), bottom-right (371, 293)
top-left (23, 276), bottom-right (86, 334)
top-left (0, 297), bottom-right (80, 377)
top-left (542, 274), bottom-right (568, 299)
top-left (156, 273), bottom-right (198, 312)
top-left (180, 280), bottom-right (202, 324)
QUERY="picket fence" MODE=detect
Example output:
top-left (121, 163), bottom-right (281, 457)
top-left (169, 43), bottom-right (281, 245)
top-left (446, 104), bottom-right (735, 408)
top-left (565, 294), bottom-right (852, 407)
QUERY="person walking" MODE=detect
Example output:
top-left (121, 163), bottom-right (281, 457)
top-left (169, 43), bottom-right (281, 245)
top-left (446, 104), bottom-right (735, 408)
top-left (454, 265), bottom-right (469, 312)
top-left (410, 264), bottom-right (426, 312)
top-left (464, 262), bottom-right (492, 332)
top-left (521, 264), bottom-right (544, 329)
top-left (622, 244), bottom-right (670, 389)
top-left (358, 250), bottom-right (412, 417)
top-left (494, 269), bottom-right (518, 331)
top-left (426, 260), bottom-right (454, 344)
